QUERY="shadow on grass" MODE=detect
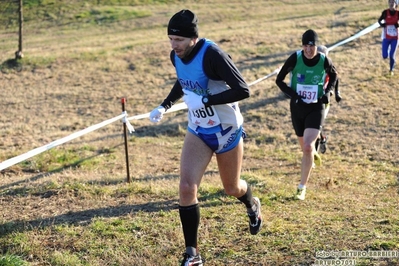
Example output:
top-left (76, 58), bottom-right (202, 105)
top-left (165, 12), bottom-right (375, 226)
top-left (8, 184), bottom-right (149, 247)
top-left (0, 143), bottom-right (125, 192)
top-left (0, 167), bottom-right (265, 238)
top-left (0, 202), bottom-right (168, 237)
top-left (0, 58), bottom-right (23, 72)
top-left (0, 183), bottom-right (237, 238)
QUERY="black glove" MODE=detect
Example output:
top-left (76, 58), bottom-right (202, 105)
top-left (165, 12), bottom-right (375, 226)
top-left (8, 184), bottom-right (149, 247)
top-left (335, 90), bottom-right (342, 103)
top-left (294, 94), bottom-right (306, 105)
top-left (380, 23), bottom-right (386, 28)
top-left (395, 22), bottom-right (399, 28)
top-left (320, 93), bottom-right (330, 104)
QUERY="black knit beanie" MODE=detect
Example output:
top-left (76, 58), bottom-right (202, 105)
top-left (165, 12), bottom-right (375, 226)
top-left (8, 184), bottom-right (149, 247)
top-left (167, 9), bottom-right (198, 38)
top-left (302, 29), bottom-right (318, 45)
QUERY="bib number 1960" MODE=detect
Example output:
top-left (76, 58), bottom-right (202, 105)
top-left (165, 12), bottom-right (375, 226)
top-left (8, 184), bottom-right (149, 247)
top-left (191, 106), bottom-right (215, 118)
top-left (190, 105), bottom-right (221, 128)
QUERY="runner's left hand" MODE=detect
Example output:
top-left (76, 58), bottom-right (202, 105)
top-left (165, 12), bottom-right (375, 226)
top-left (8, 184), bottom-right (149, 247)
top-left (335, 90), bottom-right (342, 103)
top-left (182, 89), bottom-right (205, 110)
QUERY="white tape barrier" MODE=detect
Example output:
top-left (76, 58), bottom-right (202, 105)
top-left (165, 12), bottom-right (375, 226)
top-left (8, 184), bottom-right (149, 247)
top-left (127, 66), bottom-right (282, 121)
top-left (0, 113), bottom-right (127, 171)
top-left (327, 22), bottom-right (380, 52)
top-left (128, 102), bottom-right (188, 121)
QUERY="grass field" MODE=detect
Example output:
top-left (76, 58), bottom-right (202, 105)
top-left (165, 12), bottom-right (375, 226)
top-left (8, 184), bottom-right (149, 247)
top-left (0, 0), bottom-right (398, 265)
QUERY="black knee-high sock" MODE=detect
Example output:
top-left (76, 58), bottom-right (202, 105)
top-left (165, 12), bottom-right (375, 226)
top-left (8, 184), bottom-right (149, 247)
top-left (237, 186), bottom-right (255, 209)
top-left (179, 204), bottom-right (200, 255)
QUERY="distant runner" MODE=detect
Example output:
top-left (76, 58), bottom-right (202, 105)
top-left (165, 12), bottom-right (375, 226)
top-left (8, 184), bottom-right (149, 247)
top-left (377, 0), bottom-right (399, 75)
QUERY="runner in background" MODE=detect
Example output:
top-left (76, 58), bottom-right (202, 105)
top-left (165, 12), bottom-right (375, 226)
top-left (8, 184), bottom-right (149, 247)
top-left (378, 0), bottom-right (399, 76)
top-left (275, 29), bottom-right (338, 200)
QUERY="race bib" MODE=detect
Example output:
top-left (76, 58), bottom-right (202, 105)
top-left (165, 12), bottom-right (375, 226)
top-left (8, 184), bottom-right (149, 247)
top-left (387, 25), bottom-right (398, 37)
top-left (297, 84), bottom-right (319, 103)
top-left (189, 106), bottom-right (221, 128)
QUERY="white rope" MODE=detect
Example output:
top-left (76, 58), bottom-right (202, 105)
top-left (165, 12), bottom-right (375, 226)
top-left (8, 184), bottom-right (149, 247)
top-left (248, 66), bottom-right (282, 87)
top-left (327, 22), bottom-right (380, 52)
top-left (128, 102), bottom-right (188, 121)
top-left (0, 113), bottom-right (126, 171)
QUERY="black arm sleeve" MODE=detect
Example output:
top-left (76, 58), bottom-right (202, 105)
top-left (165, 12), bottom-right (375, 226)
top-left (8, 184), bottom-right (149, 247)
top-left (159, 50), bottom-right (184, 110)
top-left (323, 57), bottom-right (338, 94)
top-left (160, 42), bottom-right (250, 109)
top-left (202, 45), bottom-right (250, 105)
top-left (160, 80), bottom-right (183, 110)
top-left (275, 52), bottom-right (298, 99)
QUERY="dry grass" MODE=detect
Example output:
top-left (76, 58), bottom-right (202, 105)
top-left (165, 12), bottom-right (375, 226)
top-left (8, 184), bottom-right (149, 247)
top-left (0, 0), bottom-right (398, 265)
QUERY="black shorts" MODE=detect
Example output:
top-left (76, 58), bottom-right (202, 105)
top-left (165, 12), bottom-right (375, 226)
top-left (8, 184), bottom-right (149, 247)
top-left (290, 99), bottom-right (325, 137)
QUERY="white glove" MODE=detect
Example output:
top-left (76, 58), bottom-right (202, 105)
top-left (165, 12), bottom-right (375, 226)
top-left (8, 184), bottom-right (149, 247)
top-left (149, 106), bottom-right (166, 123)
top-left (182, 89), bottom-right (204, 110)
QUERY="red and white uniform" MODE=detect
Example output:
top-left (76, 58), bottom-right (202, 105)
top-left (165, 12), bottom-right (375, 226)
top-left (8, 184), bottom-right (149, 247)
top-left (383, 9), bottom-right (399, 39)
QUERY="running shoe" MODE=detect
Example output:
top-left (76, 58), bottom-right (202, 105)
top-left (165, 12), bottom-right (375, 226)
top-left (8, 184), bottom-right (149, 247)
top-left (314, 152), bottom-right (322, 166)
top-left (248, 197), bottom-right (262, 235)
top-left (180, 253), bottom-right (204, 266)
top-left (295, 187), bottom-right (306, 200)
top-left (319, 136), bottom-right (327, 154)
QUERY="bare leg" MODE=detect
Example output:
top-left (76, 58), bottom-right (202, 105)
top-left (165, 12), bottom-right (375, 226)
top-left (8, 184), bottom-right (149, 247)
top-left (216, 139), bottom-right (247, 198)
top-left (179, 132), bottom-right (213, 206)
top-left (298, 128), bottom-right (320, 187)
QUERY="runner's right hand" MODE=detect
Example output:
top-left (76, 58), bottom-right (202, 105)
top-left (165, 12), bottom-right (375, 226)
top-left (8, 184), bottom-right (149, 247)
top-left (335, 90), bottom-right (342, 103)
top-left (149, 106), bottom-right (166, 123)
top-left (320, 93), bottom-right (330, 104)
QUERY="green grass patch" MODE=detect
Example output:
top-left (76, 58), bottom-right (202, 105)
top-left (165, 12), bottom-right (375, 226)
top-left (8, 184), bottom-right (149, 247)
top-left (0, 254), bottom-right (28, 266)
